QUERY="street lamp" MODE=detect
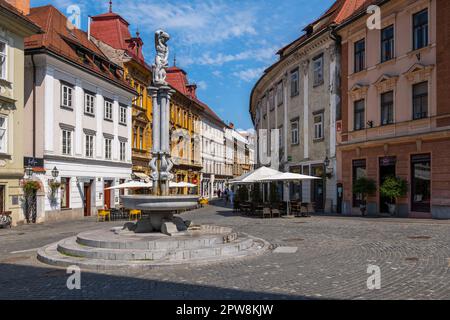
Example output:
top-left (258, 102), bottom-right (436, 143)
top-left (25, 165), bottom-right (33, 179)
top-left (324, 156), bottom-right (330, 168)
top-left (51, 166), bottom-right (59, 179)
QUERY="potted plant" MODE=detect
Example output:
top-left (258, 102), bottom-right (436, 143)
top-left (352, 177), bottom-right (377, 216)
top-left (48, 180), bottom-right (61, 196)
top-left (380, 176), bottom-right (408, 216)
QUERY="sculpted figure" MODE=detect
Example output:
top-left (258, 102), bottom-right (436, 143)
top-left (153, 30), bottom-right (170, 85)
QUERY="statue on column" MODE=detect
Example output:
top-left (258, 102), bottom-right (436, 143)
top-left (152, 30), bottom-right (170, 86)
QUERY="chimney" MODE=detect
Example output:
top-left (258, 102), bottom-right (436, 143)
top-left (5, 0), bottom-right (30, 15)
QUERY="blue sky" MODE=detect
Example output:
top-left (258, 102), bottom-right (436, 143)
top-left (31, 0), bottom-right (335, 130)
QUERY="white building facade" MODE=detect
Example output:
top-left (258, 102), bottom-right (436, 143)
top-left (250, 11), bottom-right (342, 212)
top-left (200, 115), bottom-right (227, 199)
top-left (24, 54), bottom-right (134, 222)
top-left (23, 6), bottom-right (135, 222)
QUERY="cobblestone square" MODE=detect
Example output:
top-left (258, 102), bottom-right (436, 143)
top-left (0, 202), bottom-right (449, 300)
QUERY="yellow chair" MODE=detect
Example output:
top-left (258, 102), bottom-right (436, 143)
top-left (97, 209), bottom-right (111, 222)
top-left (129, 209), bottom-right (142, 221)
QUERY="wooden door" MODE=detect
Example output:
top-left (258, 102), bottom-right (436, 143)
top-left (104, 181), bottom-right (112, 209)
top-left (83, 183), bottom-right (91, 216)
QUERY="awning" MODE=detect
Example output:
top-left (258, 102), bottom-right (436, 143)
top-left (133, 172), bottom-right (150, 181)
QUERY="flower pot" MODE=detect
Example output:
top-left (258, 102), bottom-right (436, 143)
top-left (387, 203), bottom-right (396, 216)
top-left (360, 204), bottom-right (367, 216)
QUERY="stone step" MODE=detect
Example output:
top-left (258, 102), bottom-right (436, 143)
top-left (37, 236), bottom-right (270, 271)
top-left (76, 229), bottom-right (236, 250)
top-left (57, 236), bottom-right (255, 261)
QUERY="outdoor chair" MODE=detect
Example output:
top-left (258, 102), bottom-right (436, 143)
top-left (300, 205), bottom-right (310, 217)
top-left (271, 208), bottom-right (281, 218)
top-left (262, 207), bottom-right (272, 219)
top-left (129, 209), bottom-right (142, 221)
top-left (306, 203), bottom-right (316, 215)
top-left (97, 209), bottom-right (111, 222)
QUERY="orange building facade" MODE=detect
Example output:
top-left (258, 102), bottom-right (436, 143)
top-left (336, 0), bottom-right (450, 218)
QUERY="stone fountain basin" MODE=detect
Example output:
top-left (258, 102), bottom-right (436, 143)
top-left (121, 195), bottom-right (199, 212)
top-left (120, 195), bottom-right (200, 232)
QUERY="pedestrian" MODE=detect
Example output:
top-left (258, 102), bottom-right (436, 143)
top-left (217, 189), bottom-right (221, 199)
top-left (224, 188), bottom-right (229, 204)
top-left (229, 189), bottom-right (234, 205)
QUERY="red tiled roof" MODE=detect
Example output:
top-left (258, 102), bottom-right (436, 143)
top-left (90, 10), bottom-right (146, 65)
top-left (24, 5), bottom-right (135, 93)
top-left (277, 0), bottom-right (374, 57)
top-left (0, 0), bottom-right (42, 33)
top-left (166, 66), bottom-right (226, 127)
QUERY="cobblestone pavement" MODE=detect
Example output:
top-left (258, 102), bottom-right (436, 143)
top-left (0, 201), bottom-right (449, 300)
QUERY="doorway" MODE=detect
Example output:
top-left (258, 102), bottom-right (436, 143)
top-left (0, 185), bottom-right (4, 213)
top-left (104, 181), bottom-right (112, 209)
top-left (379, 157), bottom-right (396, 213)
top-left (83, 182), bottom-right (92, 217)
top-left (311, 165), bottom-right (325, 212)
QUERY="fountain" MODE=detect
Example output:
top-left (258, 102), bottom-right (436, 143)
top-left (36, 30), bottom-right (269, 270)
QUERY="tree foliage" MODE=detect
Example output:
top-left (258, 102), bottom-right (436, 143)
top-left (380, 176), bottom-right (408, 202)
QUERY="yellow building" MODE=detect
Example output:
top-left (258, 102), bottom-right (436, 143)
top-left (90, 9), bottom-right (153, 177)
top-left (167, 66), bottom-right (203, 195)
top-left (0, 0), bottom-right (41, 225)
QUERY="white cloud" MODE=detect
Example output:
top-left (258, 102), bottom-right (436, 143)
top-left (232, 67), bottom-right (266, 83)
top-left (112, 0), bottom-right (258, 45)
top-left (196, 80), bottom-right (208, 90)
top-left (212, 70), bottom-right (222, 78)
top-left (196, 46), bottom-right (277, 66)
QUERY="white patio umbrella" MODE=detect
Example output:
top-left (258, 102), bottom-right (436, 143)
top-left (229, 166), bottom-right (281, 184)
top-left (260, 172), bottom-right (321, 182)
top-left (169, 181), bottom-right (197, 188)
top-left (261, 172), bottom-right (321, 216)
top-left (104, 181), bottom-right (151, 190)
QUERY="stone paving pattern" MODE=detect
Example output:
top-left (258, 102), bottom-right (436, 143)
top-left (0, 201), bottom-right (449, 300)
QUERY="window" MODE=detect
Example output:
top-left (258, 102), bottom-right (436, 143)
top-left (381, 25), bottom-right (394, 62)
top-left (313, 54), bottom-right (324, 86)
top-left (0, 116), bottom-right (7, 153)
top-left (277, 82), bottom-right (283, 106)
top-left (61, 84), bottom-right (73, 108)
top-left (85, 134), bottom-right (94, 158)
top-left (84, 92), bottom-right (95, 115)
top-left (139, 127), bottom-right (144, 150)
top-left (120, 141), bottom-right (126, 161)
top-left (314, 113), bottom-right (324, 140)
top-left (413, 81), bottom-right (428, 120)
top-left (269, 90), bottom-right (275, 111)
top-left (352, 159), bottom-right (367, 207)
top-left (381, 91), bottom-right (394, 125)
top-left (291, 69), bottom-right (299, 96)
top-left (62, 130), bottom-right (72, 155)
top-left (0, 40), bottom-right (6, 80)
top-left (278, 126), bottom-right (283, 148)
top-left (104, 100), bottom-right (113, 120)
top-left (60, 178), bottom-right (70, 209)
top-left (291, 120), bottom-right (299, 145)
top-left (133, 127), bottom-right (137, 149)
top-left (104, 138), bottom-right (112, 160)
top-left (413, 9), bottom-right (428, 50)
top-left (411, 154), bottom-right (431, 212)
top-left (354, 99), bottom-right (365, 131)
top-left (354, 39), bottom-right (365, 73)
top-left (119, 105), bottom-right (127, 125)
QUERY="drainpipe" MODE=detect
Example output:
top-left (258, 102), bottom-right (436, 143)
top-left (31, 54), bottom-right (36, 159)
